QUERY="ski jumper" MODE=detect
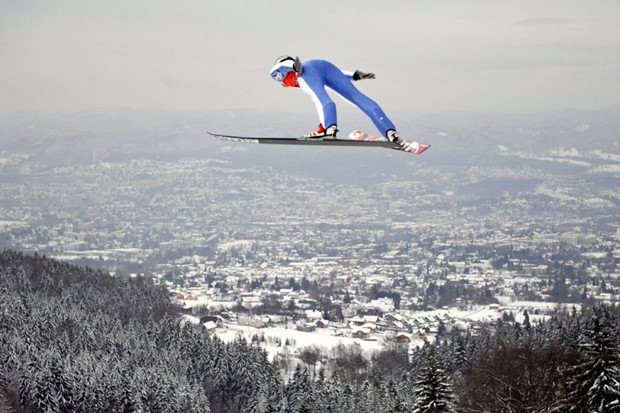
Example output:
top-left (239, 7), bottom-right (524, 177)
top-left (270, 59), bottom-right (396, 138)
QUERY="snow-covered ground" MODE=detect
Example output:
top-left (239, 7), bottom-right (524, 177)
top-left (217, 305), bottom-right (553, 359)
top-left (179, 300), bottom-right (574, 367)
top-left (216, 324), bottom-right (396, 360)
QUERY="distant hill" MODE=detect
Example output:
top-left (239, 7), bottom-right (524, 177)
top-left (1, 108), bottom-right (618, 182)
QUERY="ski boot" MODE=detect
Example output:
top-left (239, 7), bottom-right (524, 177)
top-left (304, 124), bottom-right (338, 139)
top-left (387, 129), bottom-right (404, 145)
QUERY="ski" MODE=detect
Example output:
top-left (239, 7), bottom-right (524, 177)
top-left (208, 131), bottom-right (430, 154)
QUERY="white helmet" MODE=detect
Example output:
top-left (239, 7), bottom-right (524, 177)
top-left (275, 55), bottom-right (295, 64)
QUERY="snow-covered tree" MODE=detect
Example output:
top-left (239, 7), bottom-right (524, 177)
top-left (412, 347), bottom-right (456, 413)
top-left (383, 379), bottom-right (408, 412)
top-left (564, 307), bottom-right (620, 412)
top-left (287, 364), bottom-right (313, 412)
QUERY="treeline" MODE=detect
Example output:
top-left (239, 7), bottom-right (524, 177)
top-left (1, 250), bottom-right (619, 412)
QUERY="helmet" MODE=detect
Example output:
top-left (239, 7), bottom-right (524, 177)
top-left (275, 55), bottom-right (295, 64)
top-left (270, 55), bottom-right (297, 84)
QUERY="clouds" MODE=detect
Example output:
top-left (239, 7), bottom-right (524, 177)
top-left (0, 0), bottom-right (619, 114)
top-left (512, 18), bottom-right (575, 26)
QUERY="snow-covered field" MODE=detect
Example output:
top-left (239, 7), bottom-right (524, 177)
top-left (216, 324), bottom-right (394, 361)
top-left (206, 302), bottom-right (559, 361)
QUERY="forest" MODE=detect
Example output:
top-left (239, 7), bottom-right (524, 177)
top-left (1, 250), bottom-right (619, 412)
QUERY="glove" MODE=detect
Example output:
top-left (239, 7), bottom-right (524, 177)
top-left (353, 70), bottom-right (375, 81)
top-left (294, 56), bottom-right (303, 77)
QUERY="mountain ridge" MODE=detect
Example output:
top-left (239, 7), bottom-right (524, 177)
top-left (1, 108), bottom-right (618, 183)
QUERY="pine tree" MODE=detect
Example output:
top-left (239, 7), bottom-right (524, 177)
top-left (384, 379), bottom-right (407, 413)
top-left (312, 369), bottom-right (337, 413)
top-left (287, 364), bottom-right (313, 413)
top-left (565, 307), bottom-right (620, 412)
top-left (368, 374), bottom-right (385, 413)
top-left (450, 336), bottom-right (470, 375)
top-left (412, 347), bottom-right (456, 413)
top-left (50, 356), bottom-right (74, 411)
top-left (355, 380), bottom-right (374, 413)
top-left (253, 363), bottom-right (284, 413)
top-left (523, 309), bottom-right (531, 330)
top-left (18, 360), bottom-right (38, 410)
top-left (117, 367), bottom-right (135, 413)
top-left (34, 362), bottom-right (59, 413)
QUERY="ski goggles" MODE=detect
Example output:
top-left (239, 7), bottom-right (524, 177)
top-left (271, 71), bottom-right (284, 81)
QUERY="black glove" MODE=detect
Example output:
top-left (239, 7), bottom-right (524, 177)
top-left (353, 70), bottom-right (375, 81)
top-left (294, 56), bottom-right (303, 77)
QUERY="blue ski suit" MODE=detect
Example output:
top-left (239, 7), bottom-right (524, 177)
top-left (270, 58), bottom-right (396, 138)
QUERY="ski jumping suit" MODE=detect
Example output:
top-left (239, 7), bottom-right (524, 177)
top-left (270, 59), bottom-right (396, 138)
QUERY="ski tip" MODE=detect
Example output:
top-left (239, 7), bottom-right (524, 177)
top-left (398, 141), bottom-right (431, 154)
top-left (416, 143), bottom-right (431, 154)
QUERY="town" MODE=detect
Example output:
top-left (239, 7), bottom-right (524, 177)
top-left (1, 151), bottom-right (618, 357)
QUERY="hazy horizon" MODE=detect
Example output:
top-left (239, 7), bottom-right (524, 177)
top-left (2, 0), bottom-right (620, 116)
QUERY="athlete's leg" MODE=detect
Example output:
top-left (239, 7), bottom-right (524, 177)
top-left (298, 76), bottom-right (337, 128)
top-left (324, 63), bottom-right (396, 137)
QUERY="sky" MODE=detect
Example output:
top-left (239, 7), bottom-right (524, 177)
top-left (1, 0), bottom-right (619, 115)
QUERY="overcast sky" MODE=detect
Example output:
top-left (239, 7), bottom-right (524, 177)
top-left (1, 0), bottom-right (619, 115)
